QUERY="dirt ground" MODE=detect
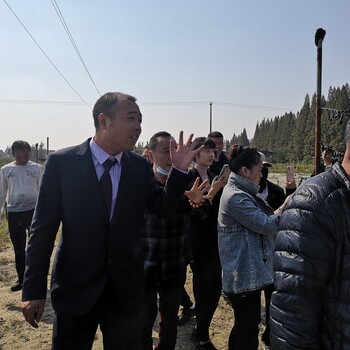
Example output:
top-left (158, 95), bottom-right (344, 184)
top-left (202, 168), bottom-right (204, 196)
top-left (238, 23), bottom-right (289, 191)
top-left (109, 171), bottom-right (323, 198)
top-left (0, 239), bottom-right (268, 350)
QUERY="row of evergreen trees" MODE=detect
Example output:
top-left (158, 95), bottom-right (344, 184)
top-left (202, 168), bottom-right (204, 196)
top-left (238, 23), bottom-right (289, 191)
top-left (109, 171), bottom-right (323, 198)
top-left (229, 84), bottom-right (349, 163)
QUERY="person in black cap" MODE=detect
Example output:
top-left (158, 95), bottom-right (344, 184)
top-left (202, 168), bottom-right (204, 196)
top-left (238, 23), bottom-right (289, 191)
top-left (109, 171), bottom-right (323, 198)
top-left (257, 152), bottom-right (286, 211)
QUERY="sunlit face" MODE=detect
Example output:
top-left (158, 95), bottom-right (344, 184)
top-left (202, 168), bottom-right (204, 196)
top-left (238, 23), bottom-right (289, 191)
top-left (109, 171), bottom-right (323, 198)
top-left (150, 136), bottom-right (172, 172)
top-left (14, 149), bottom-right (30, 166)
top-left (209, 137), bottom-right (223, 159)
top-left (142, 148), bottom-right (151, 161)
top-left (242, 159), bottom-right (263, 185)
top-left (101, 98), bottom-right (142, 154)
top-left (195, 148), bottom-right (215, 167)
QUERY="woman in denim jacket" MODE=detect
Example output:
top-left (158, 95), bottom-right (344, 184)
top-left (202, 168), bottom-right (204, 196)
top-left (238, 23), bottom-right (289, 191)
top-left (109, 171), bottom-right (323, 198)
top-left (217, 145), bottom-right (286, 350)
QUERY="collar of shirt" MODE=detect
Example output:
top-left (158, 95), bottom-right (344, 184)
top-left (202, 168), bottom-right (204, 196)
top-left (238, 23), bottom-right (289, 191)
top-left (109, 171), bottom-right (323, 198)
top-left (89, 138), bottom-right (123, 166)
top-left (256, 186), bottom-right (269, 201)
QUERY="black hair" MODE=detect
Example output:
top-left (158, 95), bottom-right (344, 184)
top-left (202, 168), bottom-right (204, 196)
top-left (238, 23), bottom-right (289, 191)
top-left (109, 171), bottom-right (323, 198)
top-left (92, 92), bottom-right (136, 129)
top-left (149, 131), bottom-right (172, 151)
top-left (11, 140), bottom-right (31, 156)
top-left (207, 131), bottom-right (223, 139)
top-left (192, 137), bottom-right (216, 151)
top-left (228, 145), bottom-right (261, 173)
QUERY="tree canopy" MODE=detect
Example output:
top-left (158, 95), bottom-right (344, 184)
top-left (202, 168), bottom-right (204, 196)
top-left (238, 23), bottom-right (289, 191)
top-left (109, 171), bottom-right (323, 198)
top-left (250, 84), bottom-right (349, 162)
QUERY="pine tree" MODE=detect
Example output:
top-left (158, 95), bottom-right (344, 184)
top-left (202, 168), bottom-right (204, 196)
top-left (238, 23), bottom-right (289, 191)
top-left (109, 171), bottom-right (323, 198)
top-left (240, 128), bottom-right (250, 147)
top-left (251, 85), bottom-right (349, 162)
top-left (290, 94), bottom-right (309, 161)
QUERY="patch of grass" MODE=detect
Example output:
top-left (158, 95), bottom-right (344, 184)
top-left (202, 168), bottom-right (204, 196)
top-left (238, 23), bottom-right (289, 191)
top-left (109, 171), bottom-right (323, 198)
top-left (268, 163), bottom-right (314, 175)
top-left (0, 219), bottom-right (10, 252)
top-left (0, 256), bottom-right (12, 264)
top-left (0, 218), bottom-right (62, 252)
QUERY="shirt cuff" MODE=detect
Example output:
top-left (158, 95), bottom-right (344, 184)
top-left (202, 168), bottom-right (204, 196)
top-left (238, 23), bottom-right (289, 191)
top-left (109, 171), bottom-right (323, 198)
top-left (172, 166), bottom-right (190, 175)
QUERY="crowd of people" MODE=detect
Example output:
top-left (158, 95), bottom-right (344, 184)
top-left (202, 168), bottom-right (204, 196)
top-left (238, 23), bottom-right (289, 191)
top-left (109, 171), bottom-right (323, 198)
top-left (0, 91), bottom-right (349, 350)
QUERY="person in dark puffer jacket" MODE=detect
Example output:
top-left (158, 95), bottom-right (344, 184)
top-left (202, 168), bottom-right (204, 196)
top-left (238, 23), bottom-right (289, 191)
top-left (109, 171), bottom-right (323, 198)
top-left (270, 119), bottom-right (350, 350)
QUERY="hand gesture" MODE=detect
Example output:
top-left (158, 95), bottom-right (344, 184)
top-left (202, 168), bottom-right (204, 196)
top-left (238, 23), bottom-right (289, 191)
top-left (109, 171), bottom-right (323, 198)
top-left (170, 131), bottom-right (204, 171)
top-left (207, 175), bottom-right (226, 202)
top-left (185, 177), bottom-right (209, 203)
top-left (22, 299), bottom-right (46, 328)
top-left (285, 179), bottom-right (297, 190)
top-left (219, 167), bottom-right (230, 185)
top-left (274, 195), bottom-right (291, 215)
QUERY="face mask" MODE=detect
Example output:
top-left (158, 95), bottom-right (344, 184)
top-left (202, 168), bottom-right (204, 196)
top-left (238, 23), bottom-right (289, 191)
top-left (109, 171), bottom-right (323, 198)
top-left (261, 167), bottom-right (269, 180)
top-left (259, 167), bottom-right (268, 192)
top-left (156, 166), bottom-right (170, 176)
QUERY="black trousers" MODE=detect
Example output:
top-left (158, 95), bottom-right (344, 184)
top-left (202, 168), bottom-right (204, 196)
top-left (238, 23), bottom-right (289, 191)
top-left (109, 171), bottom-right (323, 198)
top-left (179, 286), bottom-right (194, 309)
top-left (141, 272), bottom-right (186, 350)
top-left (191, 263), bottom-right (222, 342)
top-left (8, 209), bottom-right (34, 283)
top-left (52, 278), bottom-right (141, 350)
top-left (179, 265), bottom-right (194, 309)
top-left (226, 290), bottom-right (261, 350)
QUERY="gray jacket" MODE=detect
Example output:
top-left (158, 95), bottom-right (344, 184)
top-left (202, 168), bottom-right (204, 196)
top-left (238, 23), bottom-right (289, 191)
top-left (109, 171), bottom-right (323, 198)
top-left (218, 173), bottom-right (279, 294)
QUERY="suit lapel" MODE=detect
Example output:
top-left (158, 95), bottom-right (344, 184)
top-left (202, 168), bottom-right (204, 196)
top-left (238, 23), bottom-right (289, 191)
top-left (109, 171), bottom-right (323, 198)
top-left (75, 139), bottom-right (108, 221)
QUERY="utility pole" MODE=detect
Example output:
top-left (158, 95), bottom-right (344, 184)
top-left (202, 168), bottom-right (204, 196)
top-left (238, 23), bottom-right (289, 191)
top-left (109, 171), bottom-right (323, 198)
top-left (314, 28), bottom-right (326, 175)
top-left (35, 143), bottom-right (38, 163)
top-left (209, 102), bottom-right (213, 133)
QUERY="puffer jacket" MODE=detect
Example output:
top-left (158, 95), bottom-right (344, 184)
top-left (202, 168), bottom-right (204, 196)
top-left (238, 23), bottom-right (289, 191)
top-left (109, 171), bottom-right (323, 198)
top-left (218, 172), bottom-right (279, 294)
top-left (270, 162), bottom-right (350, 350)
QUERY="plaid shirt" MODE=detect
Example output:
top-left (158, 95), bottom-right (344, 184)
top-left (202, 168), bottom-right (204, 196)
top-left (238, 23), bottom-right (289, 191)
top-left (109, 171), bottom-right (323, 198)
top-left (142, 195), bottom-right (191, 282)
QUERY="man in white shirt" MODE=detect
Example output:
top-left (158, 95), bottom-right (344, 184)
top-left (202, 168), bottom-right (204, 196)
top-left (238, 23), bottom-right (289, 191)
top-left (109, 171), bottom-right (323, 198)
top-left (0, 140), bottom-right (43, 292)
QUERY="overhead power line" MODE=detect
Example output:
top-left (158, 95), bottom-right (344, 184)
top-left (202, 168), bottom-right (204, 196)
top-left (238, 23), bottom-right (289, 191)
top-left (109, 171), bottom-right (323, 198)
top-left (0, 99), bottom-right (87, 105)
top-left (211, 101), bottom-right (298, 112)
top-left (0, 99), bottom-right (298, 112)
top-left (139, 101), bottom-right (298, 112)
top-left (3, 0), bottom-right (92, 109)
top-left (51, 0), bottom-right (101, 96)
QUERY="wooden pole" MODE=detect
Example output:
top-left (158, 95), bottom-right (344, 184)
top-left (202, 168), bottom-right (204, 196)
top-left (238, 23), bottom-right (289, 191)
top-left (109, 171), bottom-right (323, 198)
top-left (314, 28), bottom-right (326, 175)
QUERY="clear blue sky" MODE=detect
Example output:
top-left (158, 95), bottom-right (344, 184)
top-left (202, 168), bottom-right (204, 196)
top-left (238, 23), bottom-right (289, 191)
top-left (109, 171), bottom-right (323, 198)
top-left (0, 0), bottom-right (349, 151)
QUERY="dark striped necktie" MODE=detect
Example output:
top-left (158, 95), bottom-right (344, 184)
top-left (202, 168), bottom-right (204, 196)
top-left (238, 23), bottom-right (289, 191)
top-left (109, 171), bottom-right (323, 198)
top-left (100, 158), bottom-right (117, 217)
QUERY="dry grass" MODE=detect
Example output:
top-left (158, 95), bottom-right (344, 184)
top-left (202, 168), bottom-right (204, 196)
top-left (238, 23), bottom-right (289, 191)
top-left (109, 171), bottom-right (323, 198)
top-left (0, 219), bottom-right (10, 252)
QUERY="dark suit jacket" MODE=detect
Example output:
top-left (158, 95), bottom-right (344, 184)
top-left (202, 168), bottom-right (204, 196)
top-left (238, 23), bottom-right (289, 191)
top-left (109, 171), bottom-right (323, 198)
top-left (22, 139), bottom-right (191, 317)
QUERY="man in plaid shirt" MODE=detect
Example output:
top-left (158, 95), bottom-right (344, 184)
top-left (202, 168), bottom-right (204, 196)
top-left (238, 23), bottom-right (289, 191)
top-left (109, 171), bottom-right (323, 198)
top-left (141, 131), bottom-right (192, 350)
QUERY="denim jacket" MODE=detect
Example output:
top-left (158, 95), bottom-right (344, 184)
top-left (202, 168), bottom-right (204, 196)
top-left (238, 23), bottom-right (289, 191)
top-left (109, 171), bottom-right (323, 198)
top-left (218, 172), bottom-right (279, 294)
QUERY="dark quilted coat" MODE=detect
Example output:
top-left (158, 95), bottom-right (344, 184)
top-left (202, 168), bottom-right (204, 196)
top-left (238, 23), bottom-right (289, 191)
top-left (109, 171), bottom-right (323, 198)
top-left (270, 162), bottom-right (350, 350)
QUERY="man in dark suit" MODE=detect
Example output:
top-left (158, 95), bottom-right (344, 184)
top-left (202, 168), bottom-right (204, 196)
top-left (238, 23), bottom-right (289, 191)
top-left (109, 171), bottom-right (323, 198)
top-left (21, 92), bottom-right (203, 350)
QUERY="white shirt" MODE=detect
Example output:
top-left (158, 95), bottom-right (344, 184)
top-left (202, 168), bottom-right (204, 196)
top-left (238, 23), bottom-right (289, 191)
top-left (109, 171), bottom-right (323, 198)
top-left (89, 139), bottom-right (123, 221)
top-left (0, 160), bottom-right (43, 213)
